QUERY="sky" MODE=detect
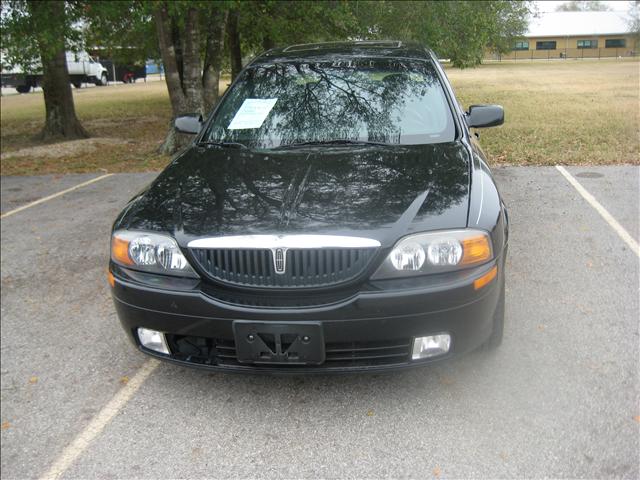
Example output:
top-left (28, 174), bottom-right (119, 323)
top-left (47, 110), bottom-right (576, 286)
top-left (534, 1), bottom-right (634, 13)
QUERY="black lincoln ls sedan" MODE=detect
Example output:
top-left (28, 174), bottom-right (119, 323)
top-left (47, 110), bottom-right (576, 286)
top-left (108, 41), bottom-right (508, 373)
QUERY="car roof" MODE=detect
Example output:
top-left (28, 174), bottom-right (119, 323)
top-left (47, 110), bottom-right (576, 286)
top-left (252, 40), bottom-right (434, 65)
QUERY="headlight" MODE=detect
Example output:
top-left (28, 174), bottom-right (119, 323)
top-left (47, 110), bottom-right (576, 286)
top-left (111, 230), bottom-right (198, 278)
top-left (372, 229), bottom-right (493, 279)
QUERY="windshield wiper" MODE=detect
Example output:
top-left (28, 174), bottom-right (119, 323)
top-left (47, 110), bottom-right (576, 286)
top-left (197, 141), bottom-right (248, 149)
top-left (273, 139), bottom-right (393, 149)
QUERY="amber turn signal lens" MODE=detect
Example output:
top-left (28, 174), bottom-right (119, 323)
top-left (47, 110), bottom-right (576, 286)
top-left (474, 265), bottom-right (497, 290)
top-left (111, 236), bottom-right (134, 265)
top-left (461, 235), bottom-right (492, 266)
top-left (107, 269), bottom-right (115, 288)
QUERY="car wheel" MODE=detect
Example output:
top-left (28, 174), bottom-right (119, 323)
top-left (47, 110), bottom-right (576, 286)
top-left (72, 81), bottom-right (82, 89)
top-left (96, 73), bottom-right (108, 86)
top-left (16, 85), bottom-right (31, 93)
top-left (483, 271), bottom-right (505, 351)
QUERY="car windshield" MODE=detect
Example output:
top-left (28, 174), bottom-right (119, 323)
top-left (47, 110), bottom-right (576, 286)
top-left (204, 59), bottom-right (456, 149)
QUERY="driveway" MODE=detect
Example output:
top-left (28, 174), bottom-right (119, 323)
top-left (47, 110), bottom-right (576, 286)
top-left (1, 166), bottom-right (638, 479)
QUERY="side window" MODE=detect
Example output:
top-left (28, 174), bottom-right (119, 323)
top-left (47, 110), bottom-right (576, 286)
top-left (577, 40), bottom-right (598, 49)
top-left (513, 41), bottom-right (529, 51)
top-left (536, 41), bottom-right (557, 50)
top-left (605, 39), bottom-right (626, 48)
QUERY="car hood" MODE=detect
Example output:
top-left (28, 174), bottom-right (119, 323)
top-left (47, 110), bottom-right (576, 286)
top-left (114, 142), bottom-right (471, 247)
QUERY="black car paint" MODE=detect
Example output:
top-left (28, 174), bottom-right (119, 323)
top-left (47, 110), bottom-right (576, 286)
top-left (110, 41), bottom-right (509, 373)
top-left (466, 104), bottom-right (505, 129)
top-left (113, 143), bottom-right (472, 246)
top-left (111, 259), bottom-right (502, 373)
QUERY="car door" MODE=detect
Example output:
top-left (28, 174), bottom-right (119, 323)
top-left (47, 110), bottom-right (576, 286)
top-left (66, 52), bottom-right (82, 76)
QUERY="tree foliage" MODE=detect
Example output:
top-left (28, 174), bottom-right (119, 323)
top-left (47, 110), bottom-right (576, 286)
top-left (352, 1), bottom-right (531, 67)
top-left (1, 0), bottom-right (84, 72)
top-left (228, 1), bottom-right (531, 68)
top-left (555, 1), bottom-right (611, 12)
top-left (628, 1), bottom-right (640, 42)
top-left (1, 0), bottom-right (88, 139)
top-left (83, 1), bottom-right (158, 65)
top-left (237, 0), bottom-right (359, 51)
top-left (1, 0), bottom-right (531, 148)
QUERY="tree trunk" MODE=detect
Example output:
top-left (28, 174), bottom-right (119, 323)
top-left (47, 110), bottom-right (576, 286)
top-left (28, 0), bottom-right (88, 141)
top-left (39, 49), bottom-right (89, 141)
top-left (154, 2), bottom-right (187, 116)
top-left (181, 7), bottom-right (204, 114)
top-left (227, 9), bottom-right (243, 80)
top-left (154, 2), bottom-right (189, 154)
top-left (154, 2), bottom-right (229, 154)
top-left (262, 36), bottom-right (275, 51)
top-left (203, 10), bottom-right (228, 111)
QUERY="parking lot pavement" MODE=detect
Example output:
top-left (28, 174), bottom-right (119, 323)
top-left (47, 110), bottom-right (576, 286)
top-left (1, 167), bottom-right (638, 479)
top-left (564, 166), bottom-right (639, 244)
top-left (0, 174), bottom-right (105, 215)
top-left (0, 173), bottom-right (156, 479)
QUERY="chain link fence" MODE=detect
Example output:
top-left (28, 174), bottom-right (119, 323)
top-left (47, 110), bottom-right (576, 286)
top-left (486, 47), bottom-right (638, 62)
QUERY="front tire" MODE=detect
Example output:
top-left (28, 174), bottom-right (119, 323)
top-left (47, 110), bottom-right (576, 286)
top-left (95, 73), bottom-right (108, 86)
top-left (16, 85), bottom-right (31, 93)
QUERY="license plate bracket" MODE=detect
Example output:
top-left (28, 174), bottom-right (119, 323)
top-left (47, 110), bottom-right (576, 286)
top-left (233, 321), bottom-right (325, 365)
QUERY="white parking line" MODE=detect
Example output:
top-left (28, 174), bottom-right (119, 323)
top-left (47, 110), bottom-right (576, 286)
top-left (0, 174), bottom-right (114, 219)
top-left (556, 165), bottom-right (639, 258)
top-left (39, 359), bottom-right (160, 480)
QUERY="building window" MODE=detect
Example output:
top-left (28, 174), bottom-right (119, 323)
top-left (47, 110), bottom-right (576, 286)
top-left (513, 41), bottom-right (529, 51)
top-left (577, 40), bottom-right (598, 49)
top-left (536, 41), bottom-right (557, 50)
top-left (605, 39), bottom-right (626, 48)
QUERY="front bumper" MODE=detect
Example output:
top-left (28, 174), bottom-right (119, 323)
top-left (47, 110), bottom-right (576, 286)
top-left (110, 259), bottom-right (503, 374)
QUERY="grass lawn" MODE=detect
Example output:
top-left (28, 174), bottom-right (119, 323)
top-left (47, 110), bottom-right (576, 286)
top-left (0, 60), bottom-right (638, 175)
top-left (447, 59), bottom-right (639, 166)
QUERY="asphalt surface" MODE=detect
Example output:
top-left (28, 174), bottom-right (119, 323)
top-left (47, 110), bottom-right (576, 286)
top-left (1, 166), bottom-right (638, 479)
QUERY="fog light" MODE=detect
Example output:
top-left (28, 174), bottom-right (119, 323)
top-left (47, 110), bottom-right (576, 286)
top-left (412, 334), bottom-right (451, 360)
top-left (137, 327), bottom-right (169, 354)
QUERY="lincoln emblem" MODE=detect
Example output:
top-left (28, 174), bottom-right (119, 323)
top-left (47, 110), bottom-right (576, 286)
top-left (273, 248), bottom-right (287, 274)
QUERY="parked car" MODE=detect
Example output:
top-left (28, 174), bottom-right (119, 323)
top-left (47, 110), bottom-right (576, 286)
top-left (0, 50), bottom-right (108, 93)
top-left (100, 59), bottom-right (146, 84)
top-left (109, 40), bottom-right (509, 374)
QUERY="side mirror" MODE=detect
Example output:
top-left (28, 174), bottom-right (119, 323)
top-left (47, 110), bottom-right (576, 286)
top-left (466, 105), bottom-right (504, 128)
top-left (175, 114), bottom-right (203, 135)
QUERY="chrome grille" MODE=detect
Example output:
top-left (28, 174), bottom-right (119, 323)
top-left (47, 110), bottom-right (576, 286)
top-left (189, 247), bottom-right (378, 288)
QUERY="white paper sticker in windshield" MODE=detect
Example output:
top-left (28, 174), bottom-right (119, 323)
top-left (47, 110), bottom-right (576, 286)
top-left (227, 98), bottom-right (277, 130)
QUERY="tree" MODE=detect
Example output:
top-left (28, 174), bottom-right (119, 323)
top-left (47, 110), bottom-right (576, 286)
top-left (352, 1), bottom-right (532, 67)
top-left (81, 0), bottom-right (230, 154)
top-left (217, 1), bottom-right (360, 83)
top-left (226, 7), bottom-right (243, 81)
top-left (555, 1), bottom-right (611, 12)
top-left (152, 1), bottom-right (229, 153)
top-left (1, 0), bottom-right (88, 140)
top-left (83, 1), bottom-right (158, 68)
top-left (150, 0), bottom-right (531, 152)
top-left (628, 1), bottom-right (640, 47)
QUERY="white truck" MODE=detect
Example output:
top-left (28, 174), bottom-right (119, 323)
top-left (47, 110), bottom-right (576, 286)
top-left (1, 51), bottom-right (109, 93)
